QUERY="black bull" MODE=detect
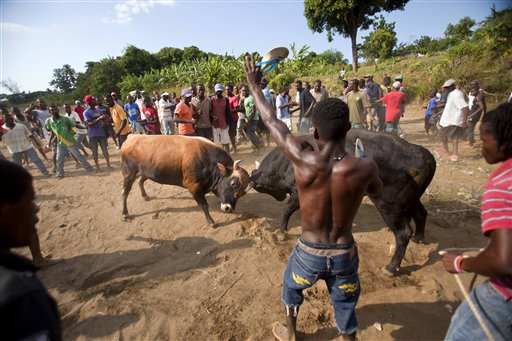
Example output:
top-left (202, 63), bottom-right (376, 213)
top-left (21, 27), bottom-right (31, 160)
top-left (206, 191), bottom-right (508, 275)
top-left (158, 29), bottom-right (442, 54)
top-left (250, 129), bottom-right (436, 274)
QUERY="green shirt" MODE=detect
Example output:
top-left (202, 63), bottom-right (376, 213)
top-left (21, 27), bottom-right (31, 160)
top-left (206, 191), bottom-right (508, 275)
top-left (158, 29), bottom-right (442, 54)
top-left (45, 115), bottom-right (77, 146)
top-left (346, 90), bottom-right (371, 124)
top-left (244, 95), bottom-right (259, 121)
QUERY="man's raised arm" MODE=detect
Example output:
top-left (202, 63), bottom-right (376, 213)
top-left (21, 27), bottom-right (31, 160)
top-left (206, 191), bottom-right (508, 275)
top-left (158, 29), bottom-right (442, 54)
top-left (243, 54), bottom-right (305, 162)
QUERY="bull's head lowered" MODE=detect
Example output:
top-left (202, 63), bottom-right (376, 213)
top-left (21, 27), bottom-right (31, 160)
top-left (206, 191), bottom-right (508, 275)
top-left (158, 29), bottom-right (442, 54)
top-left (215, 160), bottom-right (251, 213)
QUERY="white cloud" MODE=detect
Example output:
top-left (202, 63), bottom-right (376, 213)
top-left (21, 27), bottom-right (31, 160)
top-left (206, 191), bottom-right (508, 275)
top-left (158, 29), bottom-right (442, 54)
top-left (106, 0), bottom-right (175, 25)
top-left (0, 22), bottom-right (32, 33)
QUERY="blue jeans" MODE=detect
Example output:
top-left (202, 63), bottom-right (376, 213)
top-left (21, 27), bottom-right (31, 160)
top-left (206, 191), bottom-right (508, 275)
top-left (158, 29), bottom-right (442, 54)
top-left (299, 116), bottom-right (312, 134)
top-left (385, 122), bottom-right (398, 135)
top-left (89, 136), bottom-right (109, 160)
top-left (281, 241), bottom-right (360, 335)
top-left (445, 280), bottom-right (512, 341)
top-left (12, 148), bottom-right (49, 176)
top-left (56, 143), bottom-right (93, 177)
top-left (130, 120), bottom-right (146, 134)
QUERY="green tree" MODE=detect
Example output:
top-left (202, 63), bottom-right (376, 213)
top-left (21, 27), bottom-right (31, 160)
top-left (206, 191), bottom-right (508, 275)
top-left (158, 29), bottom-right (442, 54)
top-left (359, 16), bottom-right (397, 60)
top-left (444, 16), bottom-right (475, 46)
top-left (317, 49), bottom-right (348, 64)
top-left (119, 45), bottom-right (159, 76)
top-left (75, 57), bottom-right (126, 96)
top-left (182, 46), bottom-right (207, 61)
top-left (304, 0), bottom-right (409, 71)
top-left (49, 64), bottom-right (77, 93)
top-left (474, 7), bottom-right (512, 56)
top-left (155, 47), bottom-right (184, 67)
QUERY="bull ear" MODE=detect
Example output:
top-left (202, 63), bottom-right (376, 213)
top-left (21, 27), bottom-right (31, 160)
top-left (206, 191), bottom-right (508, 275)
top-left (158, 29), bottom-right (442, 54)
top-left (233, 159), bottom-right (242, 170)
top-left (217, 163), bottom-right (227, 176)
top-left (254, 161), bottom-right (260, 169)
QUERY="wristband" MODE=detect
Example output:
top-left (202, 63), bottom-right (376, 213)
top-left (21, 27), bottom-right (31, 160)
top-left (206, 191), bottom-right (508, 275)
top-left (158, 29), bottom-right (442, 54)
top-left (453, 255), bottom-right (469, 274)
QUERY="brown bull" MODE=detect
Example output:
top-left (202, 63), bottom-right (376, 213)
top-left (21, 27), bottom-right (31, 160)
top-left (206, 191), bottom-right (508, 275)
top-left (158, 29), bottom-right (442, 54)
top-left (120, 135), bottom-right (251, 226)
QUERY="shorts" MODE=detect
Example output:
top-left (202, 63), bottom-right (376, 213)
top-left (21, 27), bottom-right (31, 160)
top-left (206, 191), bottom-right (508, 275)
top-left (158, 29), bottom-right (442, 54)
top-left (279, 117), bottom-right (292, 131)
top-left (281, 237), bottom-right (360, 335)
top-left (440, 125), bottom-right (462, 140)
top-left (212, 127), bottom-right (230, 144)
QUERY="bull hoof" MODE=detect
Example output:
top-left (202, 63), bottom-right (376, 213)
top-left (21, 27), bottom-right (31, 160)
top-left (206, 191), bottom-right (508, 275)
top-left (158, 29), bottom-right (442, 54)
top-left (209, 222), bottom-right (217, 229)
top-left (122, 214), bottom-right (131, 222)
top-left (143, 195), bottom-right (150, 201)
top-left (381, 266), bottom-right (397, 277)
top-left (411, 234), bottom-right (425, 244)
top-left (276, 230), bottom-right (287, 242)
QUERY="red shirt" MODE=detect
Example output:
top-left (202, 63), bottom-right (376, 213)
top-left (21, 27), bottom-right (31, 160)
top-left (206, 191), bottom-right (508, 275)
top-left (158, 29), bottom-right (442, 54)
top-left (74, 105), bottom-right (85, 121)
top-left (210, 96), bottom-right (228, 129)
top-left (142, 106), bottom-right (160, 132)
top-left (482, 158), bottom-right (512, 300)
top-left (227, 94), bottom-right (239, 121)
top-left (378, 91), bottom-right (405, 123)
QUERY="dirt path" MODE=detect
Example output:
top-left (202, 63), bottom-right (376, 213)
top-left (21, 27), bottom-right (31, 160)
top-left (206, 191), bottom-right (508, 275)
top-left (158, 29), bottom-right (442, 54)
top-left (9, 105), bottom-right (491, 340)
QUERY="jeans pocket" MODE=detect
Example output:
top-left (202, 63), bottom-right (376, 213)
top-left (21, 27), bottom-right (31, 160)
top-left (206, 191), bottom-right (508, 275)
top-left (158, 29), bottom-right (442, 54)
top-left (289, 256), bottom-right (319, 289)
top-left (334, 272), bottom-right (360, 298)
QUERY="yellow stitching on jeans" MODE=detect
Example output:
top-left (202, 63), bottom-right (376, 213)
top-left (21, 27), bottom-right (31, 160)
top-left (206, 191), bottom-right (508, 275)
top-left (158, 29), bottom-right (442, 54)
top-left (338, 283), bottom-right (358, 293)
top-left (292, 272), bottom-right (311, 286)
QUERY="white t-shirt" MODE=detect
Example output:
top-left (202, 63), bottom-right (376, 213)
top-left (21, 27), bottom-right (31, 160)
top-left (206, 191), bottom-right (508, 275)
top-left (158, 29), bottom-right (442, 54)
top-left (158, 98), bottom-right (175, 120)
top-left (2, 123), bottom-right (33, 154)
top-left (439, 89), bottom-right (468, 127)
top-left (33, 109), bottom-right (51, 140)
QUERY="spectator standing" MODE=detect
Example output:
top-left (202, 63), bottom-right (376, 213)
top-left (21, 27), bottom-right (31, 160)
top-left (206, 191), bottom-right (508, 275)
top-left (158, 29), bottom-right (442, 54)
top-left (174, 89), bottom-right (197, 136)
top-left (377, 81), bottom-right (406, 135)
top-left (141, 97), bottom-right (161, 135)
top-left (0, 159), bottom-right (62, 341)
top-left (310, 80), bottom-right (329, 103)
top-left (226, 84), bottom-right (240, 153)
top-left (105, 95), bottom-right (131, 149)
top-left (242, 85), bottom-right (262, 150)
top-left (346, 79), bottom-right (371, 129)
top-left (1, 112), bottom-right (49, 176)
top-left (158, 92), bottom-right (176, 135)
top-left (192, 84), bottom-right (213, 140)
top-left (465, 85), bottom-right (485, 147)
top-left (64, 104), bottom-right (90, 157)
top-left (97, 98), bottom-right (117, 147)
top-left (24, 99), bottom-right (51, 141)
top-left (293, 80), bottom-right (316, 134)
top-left (125, 95), bottom-right (145, 134)
top-left (276, 86), bottom-right (294, 131)
top-left (74, 100), bottom-right (85, 121)
top-left (364, 74), bottom-right (383, 131)
top-left (13, 107), bottom-right (49, 162)
top-left (45, 105), bottom-right (93, 178)
top-left (83, 96), bottom-right (112, 171)
top-left (210, 84), bottom-right (231, 152)
top-left (423, 90), bottom-right (439, 135)
top-left (111, 92), bottom-right (124, 107)
top-left (441, 103), bottom-right (512, 341)
top-left (438, 79), bottom-right (468, 162)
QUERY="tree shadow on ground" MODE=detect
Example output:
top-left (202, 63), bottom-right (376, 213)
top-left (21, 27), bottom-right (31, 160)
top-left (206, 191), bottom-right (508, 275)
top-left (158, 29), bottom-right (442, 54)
top-left (62, 312), bottom-right (139, 341)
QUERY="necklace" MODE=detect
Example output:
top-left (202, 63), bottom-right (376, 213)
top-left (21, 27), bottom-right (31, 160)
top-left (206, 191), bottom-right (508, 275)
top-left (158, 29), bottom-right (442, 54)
top-left (332, 153), bottom-right (347, 161)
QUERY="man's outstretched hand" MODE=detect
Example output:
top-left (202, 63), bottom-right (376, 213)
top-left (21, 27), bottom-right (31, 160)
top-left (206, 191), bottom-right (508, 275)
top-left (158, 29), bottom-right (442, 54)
top-left (243, 53), bottom-right (262, 90)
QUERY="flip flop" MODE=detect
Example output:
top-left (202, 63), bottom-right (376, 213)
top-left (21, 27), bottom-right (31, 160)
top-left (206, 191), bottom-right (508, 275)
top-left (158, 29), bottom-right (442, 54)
top-left (257, 47), bottom-right (289, 73)
top-left (449, 155), bottom-right (459, 162)
top-left (272, 322), bottom-right (295, 341)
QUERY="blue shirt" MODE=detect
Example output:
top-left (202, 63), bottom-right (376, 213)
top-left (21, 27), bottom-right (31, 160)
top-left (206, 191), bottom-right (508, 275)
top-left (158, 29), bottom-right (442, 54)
top-left (83, 108), bottom-right (106, 137)
top-left (425, 98), bottom-right (438, 118)
top-left (124, 102), bottom-right (140, 123)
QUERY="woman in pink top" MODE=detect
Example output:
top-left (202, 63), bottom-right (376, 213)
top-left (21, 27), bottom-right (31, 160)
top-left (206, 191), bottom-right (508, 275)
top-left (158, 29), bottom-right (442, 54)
top-left (377, 81), bottom-right (405, 135)
top-left (441, 102), bottom-right (512, 341)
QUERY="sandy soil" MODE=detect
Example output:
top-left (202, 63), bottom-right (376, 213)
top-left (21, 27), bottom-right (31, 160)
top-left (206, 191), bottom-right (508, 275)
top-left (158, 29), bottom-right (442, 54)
top-left (8, 105), bottom-right (493, 340)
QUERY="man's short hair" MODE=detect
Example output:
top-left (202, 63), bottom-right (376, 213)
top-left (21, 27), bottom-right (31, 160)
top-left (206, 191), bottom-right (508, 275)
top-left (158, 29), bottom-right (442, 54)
top-left (0, 159), bottom-right (33, 205)
top-left (295, 80), bottom-right (302, 86)
top-left (312, 98), bottom-right (350, 141)
top-left (481, 102), bottom-right (512, 159)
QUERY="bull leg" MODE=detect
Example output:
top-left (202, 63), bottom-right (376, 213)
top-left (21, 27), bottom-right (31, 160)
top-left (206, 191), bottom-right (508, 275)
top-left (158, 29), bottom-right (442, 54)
top-left (192, 192), bottom-right (215, 228)
top-left (280, 191), bottom-right (300, 233)
top-left (385, 218), bottom-right (414, 275)
top-left (122, 159), bottom-right (139, 220)
top-left (410, 200), bottom-right (428, 243)
top-left (139, 175), bottom-right (150, 201)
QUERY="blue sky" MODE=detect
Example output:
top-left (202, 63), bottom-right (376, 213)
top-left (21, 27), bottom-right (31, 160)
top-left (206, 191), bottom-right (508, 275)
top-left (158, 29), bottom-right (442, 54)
top-left (1, 0), bottom-right (509, 93)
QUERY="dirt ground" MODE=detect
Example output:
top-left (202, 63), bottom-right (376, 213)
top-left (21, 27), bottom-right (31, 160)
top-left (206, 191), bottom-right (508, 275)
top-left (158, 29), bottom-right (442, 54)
top-left (8, 105), bottom-right (494, 340)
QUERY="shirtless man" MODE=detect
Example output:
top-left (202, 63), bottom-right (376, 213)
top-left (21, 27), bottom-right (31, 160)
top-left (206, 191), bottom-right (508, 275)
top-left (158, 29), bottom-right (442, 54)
top-left (244, 55), bottom-right (382, 341)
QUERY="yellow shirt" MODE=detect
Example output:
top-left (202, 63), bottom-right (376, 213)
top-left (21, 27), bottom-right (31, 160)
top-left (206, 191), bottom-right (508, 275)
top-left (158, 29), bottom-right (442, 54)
top-left (110, 103), bottom-right (131, 135)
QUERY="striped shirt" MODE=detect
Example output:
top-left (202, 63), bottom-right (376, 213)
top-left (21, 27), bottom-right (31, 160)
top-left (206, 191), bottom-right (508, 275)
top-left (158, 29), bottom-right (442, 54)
top-left (45, 116), bottom-right (77, 147)
top-left (481, 158), bottom-right (512, 300)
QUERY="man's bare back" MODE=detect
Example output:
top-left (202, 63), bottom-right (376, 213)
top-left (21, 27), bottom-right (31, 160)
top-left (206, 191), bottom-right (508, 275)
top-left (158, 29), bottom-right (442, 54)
top-left (244, 53), bottom-right (382, 341)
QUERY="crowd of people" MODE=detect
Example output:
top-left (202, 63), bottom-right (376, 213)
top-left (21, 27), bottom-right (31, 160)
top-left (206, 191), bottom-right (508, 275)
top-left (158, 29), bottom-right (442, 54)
top-left (0, 62), bottom-right (511, 340)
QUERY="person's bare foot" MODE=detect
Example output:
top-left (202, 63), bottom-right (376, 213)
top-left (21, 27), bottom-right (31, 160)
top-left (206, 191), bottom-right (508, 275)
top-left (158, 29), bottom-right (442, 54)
top-left (437, 149), bottom-right (450, 157)
top-left (449, 154), bottom-right (459, 162)
top-left (272, 322), bottom-right (296, 341)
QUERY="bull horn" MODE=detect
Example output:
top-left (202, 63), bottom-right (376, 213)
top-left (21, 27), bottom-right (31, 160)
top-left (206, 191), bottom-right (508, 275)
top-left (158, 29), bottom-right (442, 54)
top-left (233, 159), bottom-right (242, 170)
top-left (254, 161), bottom-right (260, 169)
top-left (244, 182), bottom-right (252, 193)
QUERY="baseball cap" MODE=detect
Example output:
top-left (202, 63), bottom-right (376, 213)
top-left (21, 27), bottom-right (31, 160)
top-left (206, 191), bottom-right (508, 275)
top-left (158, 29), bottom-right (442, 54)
top-left (395, 75), bottom-right (404, 81)
top-left (443, 79), bottom-right (456, 87)
top-left (75, 100), bottom-right (82, 105)
top-left (83, 95), bottom-right (94, 104)
top-left (364, 73), bottom-right (373, 78)
top-left (214, 84), bottom-right (224, 92)
top-left (162, 92), bottom-right (170, 96)
top-left (181, 88), bottom-right (193, 97)
top-left (392, 81), bottom-right (401, 89)
top-left (110, 92), bottom-right (117, 96)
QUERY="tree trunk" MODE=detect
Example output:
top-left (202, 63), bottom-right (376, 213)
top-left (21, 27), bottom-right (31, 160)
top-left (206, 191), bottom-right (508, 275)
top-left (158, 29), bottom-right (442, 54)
top-left (350, 29), bottom-right (358, 72)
